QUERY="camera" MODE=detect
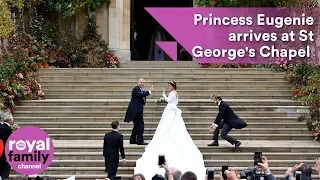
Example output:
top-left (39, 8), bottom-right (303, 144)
top-left (158, 154), bottom-right (165, 165)
top-left (221, 165), bottom-right (228, 180)
top-left (254, 151), bottom-right (262, 166)
top-left (295, 171), bottom-right (301, 180)
top-left (240, 167), bottom-right (267, 180)
top-left (206, 168), bottom-right (214, 180)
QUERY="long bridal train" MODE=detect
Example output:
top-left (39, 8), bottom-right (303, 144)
top-left (134, 91), bottom-right (206, 180)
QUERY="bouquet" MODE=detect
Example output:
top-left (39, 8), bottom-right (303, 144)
top-left (11, 124), bottom-right (20, 131)
top-left (156, 97), bottom-right (166, 104)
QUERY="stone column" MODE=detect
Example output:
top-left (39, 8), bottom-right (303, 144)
top-left (108, 0), bottom-right (131, 61)
top-left (96, 4), bottom-right (109, 42)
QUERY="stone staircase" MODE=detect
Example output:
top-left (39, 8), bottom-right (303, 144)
top-left (11, 61), bottom-right (320, 179)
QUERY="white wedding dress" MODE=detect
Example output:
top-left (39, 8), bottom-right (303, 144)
top-left (134, 91), bottom-right (206, 180)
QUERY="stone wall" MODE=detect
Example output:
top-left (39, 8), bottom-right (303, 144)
top-left (108, 0), bottom-right (130, 61)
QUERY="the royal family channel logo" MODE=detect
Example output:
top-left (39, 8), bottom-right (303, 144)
top-left (5, 126), bottom-right (54, 175)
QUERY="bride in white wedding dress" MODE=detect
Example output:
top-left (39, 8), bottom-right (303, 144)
top-left (134, 81), bottom-right (206, 180)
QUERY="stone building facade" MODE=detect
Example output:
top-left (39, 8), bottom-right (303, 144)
top-left (61, 0), bottom-right (131, 61)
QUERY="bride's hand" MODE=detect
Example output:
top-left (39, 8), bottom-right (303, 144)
top-left (162, 89), bottom-right (166, 94)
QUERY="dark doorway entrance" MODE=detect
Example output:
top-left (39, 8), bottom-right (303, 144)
top-left (131, 0), bottom-right (193, 61)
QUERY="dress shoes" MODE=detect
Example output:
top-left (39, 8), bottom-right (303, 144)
top-left (234, 141), bottom-right (241, 151)
top-left (207, 142), bottom-right (219, 146)
top-left (137, 142), bottom-right (148, 145)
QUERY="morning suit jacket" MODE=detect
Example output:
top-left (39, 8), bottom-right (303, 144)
top-left (103, 131), bottom-right (125, 174)
top-left (124, 86), bottom-right (150, 123)
top-left (214, 101), bottom-right (247, 129)
top-left (0, 122), bottom-right (12, 171)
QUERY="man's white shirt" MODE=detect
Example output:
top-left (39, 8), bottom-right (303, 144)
top-left (212, 101), bottom-right (221, 127)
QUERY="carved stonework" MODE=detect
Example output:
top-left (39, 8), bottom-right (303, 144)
top-left (121, 0), bottom-right (130, 46)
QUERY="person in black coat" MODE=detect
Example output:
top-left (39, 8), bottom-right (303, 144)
top-left (0, 112), bottom-right (14, 180)
top-left (103, 121), bottom-right (126, 180)
top-left (208, 95), bottom-right (247, 151)
top-left (124, 78), bottom-right (153, 145)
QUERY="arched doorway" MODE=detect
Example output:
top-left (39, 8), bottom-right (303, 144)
top-left (130, 0), bottom-right (193, 61)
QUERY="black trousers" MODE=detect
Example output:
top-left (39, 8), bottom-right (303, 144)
top-left (0, 163), bottom-right (10, 180)
top-left (105, 159), bottom-right (118, 180)
top-left (107, 172), bottom-right (116, 180)
top-left (212, 123), bottom-right (237, 145)
top-left (130, 112), bottom-right (144, 144)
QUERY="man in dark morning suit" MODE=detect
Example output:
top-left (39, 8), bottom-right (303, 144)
top-left (0, 112), bottom-right (13, 180)
top-left (103, 121), bottom-right (126, 180)
top-left (208, 95), bottom-right (247, 152)
top-left (124, 78), bottom-right (153, 145)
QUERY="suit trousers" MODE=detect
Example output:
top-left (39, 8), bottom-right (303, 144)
top-left (0, 163), bottom-right (10, 180)
top-left (105, 158), bottom-right (118, 180)
top-left (212, 123), bottom-right (237, 145)
top-left (130, 112), bottom-right (144, 143)
top-left (107, 173), bottom-right (116, 180)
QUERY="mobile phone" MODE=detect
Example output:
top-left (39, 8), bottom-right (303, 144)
top-left (295, 171), bottom-right (301, 180)
top-left (221, 165), bottom-right (228, 180)
top-left (207, 168), bottom-right (214, 180)
top-left (254, 151), bottom-right (262, 166)
top-left (158, 154), bottom-right (165, 165)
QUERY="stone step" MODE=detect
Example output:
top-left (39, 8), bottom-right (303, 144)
top-left (119, 61), bottom-right (200, 66)
top-left (38, 69), bottom-right (284, 73)
top-left (42, 89), bottom-right (292, 95)
top-left (39, 77), bottom-right (287, 82)
top-left (40, 159), bottom-right (318, 168)
top-left (49, 133), bottom-right (313, 140)
top-left (52, 140), bottom-right (320, 153)
top-left (39, 81), bottom-right (290, 86)
top-left (58, 61), bottom-right (202, 68)
top-left (38, 73), bottom-right (285, 79)
top-left (14, 117), bottom-right (300, 123)
top-left (16, 105), bottom-right (306, 112)
top-left (44, 94), bottom-right (293, 99)
top-left (53, 152), bottom-right (320, 161)
top-left (18, 122), bottom-right (305, 129)
top-left (42, 127), bottom-right (310, 134)
top-left (38, 68), bottom-right (285, 76)
top-left (13, 110), bottom-right (305, 117)
top-left (21, 99), bottom-right (302, 106)
top-left (15, 66), bottom-right (318, 180)
top-left (37, 67), bottom-right (276, 72)
top-left (40, 85), bottom-right (291, 91)
top-left (39, 77), bottom-right (286, 82)
top-left (8, 173), bottom-right (320, 180)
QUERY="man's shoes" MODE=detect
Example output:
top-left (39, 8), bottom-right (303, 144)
top-left (234, 141), bottom-right (241, 151)
top-left (129, 141), bottom-right (136, 144)
top-left (207, 142), bottom-right (219, 146)
top-left (137, 142), bottom-right (148, 145)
